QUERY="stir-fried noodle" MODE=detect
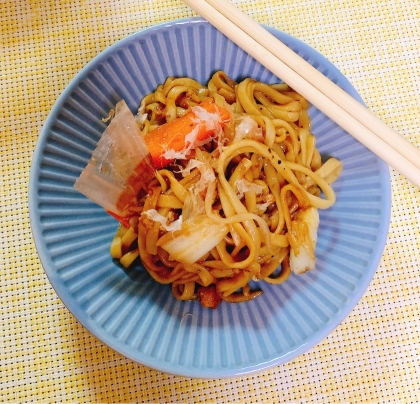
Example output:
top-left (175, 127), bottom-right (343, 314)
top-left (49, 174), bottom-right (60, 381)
top-left (108, 71), bottom-right (342, 308)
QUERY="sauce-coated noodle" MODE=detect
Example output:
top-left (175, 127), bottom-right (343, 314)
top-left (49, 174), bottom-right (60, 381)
top-left (110, 71), bottom-right (342, 309)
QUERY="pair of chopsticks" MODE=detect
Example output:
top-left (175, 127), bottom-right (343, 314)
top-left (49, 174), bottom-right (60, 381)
top-left (184, 0), bottom-right (420, 189)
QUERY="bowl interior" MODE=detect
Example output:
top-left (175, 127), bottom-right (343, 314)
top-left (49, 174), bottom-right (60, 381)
top-left (29, 18), bottom-right (391, 378)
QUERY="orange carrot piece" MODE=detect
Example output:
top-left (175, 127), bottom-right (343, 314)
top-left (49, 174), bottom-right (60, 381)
top-left (144, 99), bottom-right (230, 168)
top-left (106, 210), bottom-right (131, 228)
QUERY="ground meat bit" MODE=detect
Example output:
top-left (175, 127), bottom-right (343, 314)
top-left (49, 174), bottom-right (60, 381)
top-left (197, 285), bottom-right (222, 309)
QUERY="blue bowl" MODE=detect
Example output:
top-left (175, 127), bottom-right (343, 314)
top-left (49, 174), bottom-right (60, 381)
top-left (29, 18), bottom-right (391, 378)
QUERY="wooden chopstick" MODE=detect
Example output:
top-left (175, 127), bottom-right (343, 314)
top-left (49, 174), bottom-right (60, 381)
top-left (204, 0), bottom-right (420, 168)
top-left (184, 0), bottom-right (420, 189)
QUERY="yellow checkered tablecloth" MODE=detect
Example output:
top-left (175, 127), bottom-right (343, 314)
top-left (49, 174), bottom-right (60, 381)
top-left (1, 0), bottom-right (419, 401)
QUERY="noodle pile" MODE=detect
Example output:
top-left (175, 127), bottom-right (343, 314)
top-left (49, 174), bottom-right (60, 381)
top-left (109, 71), bottom-right (342, 309)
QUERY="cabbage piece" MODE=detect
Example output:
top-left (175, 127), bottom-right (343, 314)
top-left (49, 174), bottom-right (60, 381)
top-left (192, 161), bottom-right (216, 194)
top-left (74, 100), bottom-right (155, 216)
top-left (182, 190), bottom-right (205, 221)
top-left (179, 159), bottom-right (216, 220)
top-left (289, 207), bottom-right (320, 274)
top-left (160, 216), bottom-right (229, 264)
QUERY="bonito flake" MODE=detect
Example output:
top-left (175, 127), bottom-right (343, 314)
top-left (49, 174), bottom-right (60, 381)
top-left (161, 105), bottom-right (223, 162)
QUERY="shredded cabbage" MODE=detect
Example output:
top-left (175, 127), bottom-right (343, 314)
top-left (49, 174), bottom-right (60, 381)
top-left (160, 216), bottom-right (229, 264)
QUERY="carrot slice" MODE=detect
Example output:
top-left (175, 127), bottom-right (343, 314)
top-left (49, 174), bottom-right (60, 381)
top-left (106, 210), bottom-right (131, 228)
top-left (144, 99), bottom-right (230, 168)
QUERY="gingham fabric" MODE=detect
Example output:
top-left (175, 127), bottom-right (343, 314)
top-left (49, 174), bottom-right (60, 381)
top-left (1, 0), bottom-right (419, 402)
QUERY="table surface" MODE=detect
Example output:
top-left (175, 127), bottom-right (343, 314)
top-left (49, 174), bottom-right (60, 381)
top-left (1, 0), bottom-right (419, 402)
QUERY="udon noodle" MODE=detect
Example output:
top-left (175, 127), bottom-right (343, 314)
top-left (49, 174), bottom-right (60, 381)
top-left (109, 71), bottom-right (342, 309)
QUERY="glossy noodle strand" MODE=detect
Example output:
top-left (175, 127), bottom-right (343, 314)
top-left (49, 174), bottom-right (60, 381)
top-left (109, 71), bottom-right (342, 309)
